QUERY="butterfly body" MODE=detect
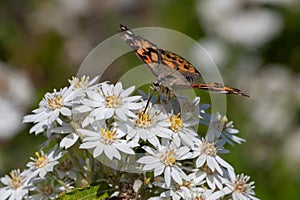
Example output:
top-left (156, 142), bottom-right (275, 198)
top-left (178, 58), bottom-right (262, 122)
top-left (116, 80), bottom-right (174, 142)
top-left (119, 24), bottom-right (249, 98)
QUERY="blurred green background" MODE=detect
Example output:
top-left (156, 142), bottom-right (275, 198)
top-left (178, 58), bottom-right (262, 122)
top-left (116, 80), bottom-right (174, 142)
top-left (0, 0), bottom-right (300, 199)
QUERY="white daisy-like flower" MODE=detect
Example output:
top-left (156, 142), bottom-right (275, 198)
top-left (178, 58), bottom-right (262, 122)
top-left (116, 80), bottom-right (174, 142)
top-left (224, 170), bottom-right (259, 200)
top-left (192, 138), bottom-right (233, 175)
top-left (26, 146), bottom-right (64, 178)
top-left (79, 123), bottom-right (138, 160)
top-left (177, 96), bottom-right (201, 122)
top-left (67, 76), bottom-right (101, 106)
top-left (156, 179), bottom-right (192, 200)
top-left (156, 171), bottom-right (225, 200)
top-left (28, 180), bottom-right (65, 200)
top-left (218, 115), bottom-right (246, 146)
top-left (80, 82), bottom-right (143, 126)
top-left (181, 187), bottom-right (225, 200)
top-left (189, 164), bottom-right (227, 190)
top-left (155, 174), bottom-right (202, 200)
top-left (119, 103), bottom-right (171, 147)
top-left (203, 113), bottom-right (245, 146)
top-left (138, 143), bottom-right (192, 187)
top-left (163, 112), bottom-right (199, 147)
top-left (68, 75), bottom-right (100, 91)
top-left (0, 169), bottom-right (31, 200)
top-left (23, 86), bottom-right (79, 135)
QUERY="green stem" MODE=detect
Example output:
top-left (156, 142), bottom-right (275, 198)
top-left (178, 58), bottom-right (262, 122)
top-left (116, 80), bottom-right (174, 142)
top-left (84, 150), bottom-right (93, 183)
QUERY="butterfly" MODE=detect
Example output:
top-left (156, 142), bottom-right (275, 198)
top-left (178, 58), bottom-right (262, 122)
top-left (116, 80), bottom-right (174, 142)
top-left (118, 24), bottom-right (249, 98)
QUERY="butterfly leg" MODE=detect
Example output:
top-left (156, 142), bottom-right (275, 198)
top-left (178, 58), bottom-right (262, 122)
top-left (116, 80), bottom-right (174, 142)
top-left (143, 86), bottom-right (155, 113)
top-left (191, 82), bottom-right (249, 97)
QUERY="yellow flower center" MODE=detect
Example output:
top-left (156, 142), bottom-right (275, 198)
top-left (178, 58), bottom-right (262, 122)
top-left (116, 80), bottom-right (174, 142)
top-left (135, 111), bottom-right (152, 129)
top-left (169, 113), bottom-right (183, 132)
top-left (176, 179), bottom-right (192, 190)
top-left (233, 174), bottom-right (250, 194)
top-left (182, 180), bottom-right (192, 188)
top-left (234, 180), bottom-right (248, 193)
top-left (34, 152), bottom-right (48, 168)
top-left (48, 95), bottom-right (64, 110)
top-left (72, 76), bottom-right (88, 89)
top-left (221, 115), bottom-right (229, 130)
top-left (100, 128), bottom-right (117, 144)
top-left (10, 169), bottom-right (25, 189)
top-left (201, 141), bottom-right (217, 156)
top-left (201, 164), bottom-right (214, 175)
top-left (194, 195), bottom-right (205, 200)
top-left (105, 95), bottom-right (120, 108)
top-left (161, 149), bottom-right (176, 166)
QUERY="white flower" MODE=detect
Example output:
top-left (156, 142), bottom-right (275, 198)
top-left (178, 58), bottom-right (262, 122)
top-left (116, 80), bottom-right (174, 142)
top-left (181, 187), bottom-right (225, 200)
top-left (157, 180), bottom-right (190, 200)
top-left (67, 76), bottom-right (101, 107)
top-left (26, 146), bottom-right (64, 178)
top-left (0, 169), bottom-right (31, 200)
top-left (79, 123), bottom-right (138, 160)
top-left (205, 113), bottom-right (245, 146)
top-left (192, 138), bottom-right (233, 175)
top-left (23, 86), bottom-right (78, 135)
top-left (68, 75), bottom-right (100, 91)
top-left (119, 103), bottom-right (171, 147)
top-left (189, 164), bottom-right (227, 190)
top-left (177, 96), bottom-right (202, 122)
top-left (164, 112), bottom-right (199, 147)
top-left (138, 143), bottom-right (192, 187)
top-left (156, 172), bottom-right (225, 200)
top-left (224, 170), bottom-right (259, 200)
top-left (28, 179), bottom-right (65, 200)
top-left (219, 115), bottom-right (245, 146)
top-left (155, 175), bottom-right (200, 200)
top-left (80, 82), bottom-right (143, 126)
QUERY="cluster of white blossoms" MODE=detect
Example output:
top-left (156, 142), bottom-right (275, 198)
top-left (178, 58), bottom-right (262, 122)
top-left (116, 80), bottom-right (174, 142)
top-left (0, 76), bottom-right (259, 200)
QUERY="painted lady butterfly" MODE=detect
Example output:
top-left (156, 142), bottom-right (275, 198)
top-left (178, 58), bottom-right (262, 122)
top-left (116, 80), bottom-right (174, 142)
top-left (119, 24), bottom-right (249, 98)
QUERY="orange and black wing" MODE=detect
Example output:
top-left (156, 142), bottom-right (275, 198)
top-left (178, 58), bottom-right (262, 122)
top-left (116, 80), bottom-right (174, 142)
top-left (119, 24), bottom-right (201, 82)
top-left (119, 24), bottom-right (249, 97)
top-left (119, 24), bottom-right (162, 77)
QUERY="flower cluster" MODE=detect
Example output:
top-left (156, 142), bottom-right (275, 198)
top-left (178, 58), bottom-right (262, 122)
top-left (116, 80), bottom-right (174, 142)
top-left (0, 76), bottom-right (258, 200)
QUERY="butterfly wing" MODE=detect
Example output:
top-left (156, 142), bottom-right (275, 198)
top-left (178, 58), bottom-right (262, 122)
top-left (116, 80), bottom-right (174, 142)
top-left (119, 24), bottom-right (162, 77)
top-left (119, 24), bottom-right (201, 83)
top-left (119, 24), bottom-right (249, 97)
top-left (159, 49), bottom-right (201, 84)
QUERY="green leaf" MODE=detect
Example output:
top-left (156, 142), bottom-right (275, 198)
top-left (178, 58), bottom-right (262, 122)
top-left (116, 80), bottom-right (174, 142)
top-left (57, 182), bottom-right (114, 200)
